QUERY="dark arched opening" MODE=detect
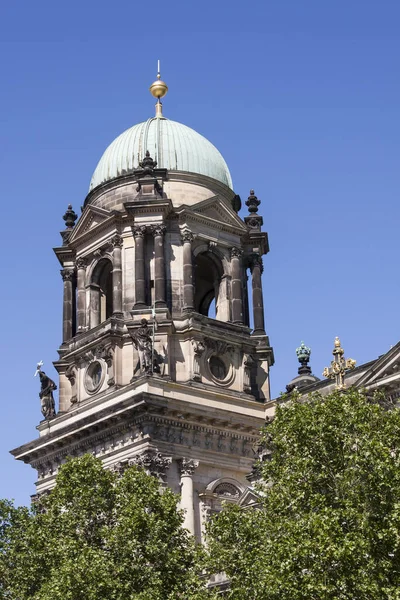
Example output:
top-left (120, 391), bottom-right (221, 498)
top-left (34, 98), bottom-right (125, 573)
top-left (90, 258), bottom-right (113, 327)
top-left (194, 252), bottom-right (223, 318)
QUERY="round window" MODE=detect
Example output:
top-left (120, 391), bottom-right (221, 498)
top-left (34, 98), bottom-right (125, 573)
top-left (85, 361), bottom-right (103, 393)
top-left (209, 356), bottom-right (227, 380)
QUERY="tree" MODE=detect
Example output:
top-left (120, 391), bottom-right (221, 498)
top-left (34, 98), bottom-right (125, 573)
top-left (206, 389), bottom-right (400, 600)
top-left (0, 455), bottom-right (214, 600)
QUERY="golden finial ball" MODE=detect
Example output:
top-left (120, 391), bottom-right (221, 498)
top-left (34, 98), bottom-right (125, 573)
top-left (149, 77), bottom-right (168, 100)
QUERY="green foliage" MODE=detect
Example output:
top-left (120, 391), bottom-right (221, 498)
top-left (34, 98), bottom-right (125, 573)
top-left (207, 389), bottom-right (400, 599)
top-left (0, 455), bottom-right (214, 600)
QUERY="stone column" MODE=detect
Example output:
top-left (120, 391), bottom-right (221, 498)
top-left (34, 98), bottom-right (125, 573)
top-left (61, 268), bottom-right (75, 342)
top-left (111, 234), bottom-right (123, 315)
top-left (133, 226), bottom-right (147, 308)
top-left (230, 247), bottom-right (244, 324)
top-left (75, 257), bottom-right (87, 332)
top-left (181, 230), bottom-right (194, 311)
top-left (152, 225), bottom-right (166, 307)
top-left (179, 458), bottom-right (199, 535)
top-left (249, 253), bottom-right (266, 335)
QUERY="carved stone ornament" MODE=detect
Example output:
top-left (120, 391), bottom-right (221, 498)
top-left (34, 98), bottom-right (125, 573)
top-left (128, 449), bottom-right (172, 479)
top-left (246, 216), bottom-right (263, 229)
top-left (139, 150), bottom-right (157, 173)
top-left (75, 257), bottom-right (87, 270)
top-left (179, 458), bottom-right (199, 477)
top-left (133, 225), bottom-right (147, 238)
top-left (214, 482), bottom-right (240, 498)
top-left (230, 247), bottom-right (243, 259)
top-left (245, 189), bottom-right (261, 214)
top-left (204, 337), bottom-right (235, 355)
top-left (248, 253), bottom-right (264, 274)
top-left (192, 340), bottom-right (206, 356)
top-left (60, 268), bottom-right (75, 281)
top-left (130, 319), bottom-right (156, 375)
top-left (37, 368), bottom-right (57, 420)
top-left (243, 354), bottom-right (254, 394)
top-left (65, 364), bottom-right (78, 404)
top-left (180, 229), bottom-right (194, 244)
top-left (191, 340), bottom-right (205, 382)
top-left (62, 204), bottom-right (78, 229)
top-left (110, 234), bottom-right (123, 249)
top-left (151, 224), bottom-right (167, 237)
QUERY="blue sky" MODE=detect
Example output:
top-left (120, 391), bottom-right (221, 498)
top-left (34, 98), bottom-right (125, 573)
top-left (1, 1), bottom-right (399, 505)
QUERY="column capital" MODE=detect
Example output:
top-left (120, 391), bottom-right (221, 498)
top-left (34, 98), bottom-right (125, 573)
top-left (181, 229), bottom-right (194, 244)
top-left (75, 257), bottom-right (87, 270)
top-left (151, 224), bottom-right (167, 237)
top-left (230, 246), bottom-right (243, 259)
top-left (133, 225), bottom-right (147, 238)
top-left (179, 458), bottom-right (199, 477)
top-left (60, 268), bottom-right (75, 281)
top-left (110, 234), bottom-right (123, 248)
top-left (248, 253), bottom-right (264, 273)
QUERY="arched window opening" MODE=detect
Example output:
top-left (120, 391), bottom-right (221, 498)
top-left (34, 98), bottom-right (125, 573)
top-left (194, 252), bottom-right (223, 319)
top-left (90, 258), bottom-right (113, 327)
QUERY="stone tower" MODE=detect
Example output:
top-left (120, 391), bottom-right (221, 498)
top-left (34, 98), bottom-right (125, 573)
top-left (11, 74), bottom-right (274, 539)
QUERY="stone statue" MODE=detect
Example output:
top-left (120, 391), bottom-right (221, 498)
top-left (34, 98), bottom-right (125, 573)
top-left (131, 319), bottom-right (153, 374)
top-left (37, 368), bottom-right (57, 419)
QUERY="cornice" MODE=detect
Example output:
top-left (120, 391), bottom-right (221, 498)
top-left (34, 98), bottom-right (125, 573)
top-left (11, 390), bottom-right (263, 466)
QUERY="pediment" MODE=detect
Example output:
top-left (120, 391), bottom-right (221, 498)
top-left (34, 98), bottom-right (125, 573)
top-left (179, 196), bottom-right (248, 233)
top-left (69, 205), bottom-right (113, 243)
top-left (238, 487), bottom-right (260, 508)
top-left (354, 341), bottom-right (400, 389)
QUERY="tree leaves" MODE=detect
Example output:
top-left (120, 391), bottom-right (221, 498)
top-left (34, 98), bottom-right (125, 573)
top-left (206, 390), bottom-right (400, 599)
top-left (0, 455), bottom-right (214, 600)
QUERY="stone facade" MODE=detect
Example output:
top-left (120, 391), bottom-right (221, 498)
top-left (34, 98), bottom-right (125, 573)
top-left (11, 159), bottom-right (274, 540)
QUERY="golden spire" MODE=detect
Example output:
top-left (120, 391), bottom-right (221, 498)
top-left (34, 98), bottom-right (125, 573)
top-left (149, 60), bottom-right (168, 117)
top-left (323, 337), bottom-right (356, 390)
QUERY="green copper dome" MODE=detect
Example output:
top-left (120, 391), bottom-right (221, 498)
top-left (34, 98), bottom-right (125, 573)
top-left (89, 117), bottom-right (233, 191)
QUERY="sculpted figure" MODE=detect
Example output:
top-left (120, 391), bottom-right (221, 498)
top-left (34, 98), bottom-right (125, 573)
top-left (38, 370), bottom-right (57, 419)
top-left (132, 319), bottom-right (153, 374)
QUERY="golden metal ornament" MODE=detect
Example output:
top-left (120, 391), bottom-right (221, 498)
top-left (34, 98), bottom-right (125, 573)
top-left (323, 337), bottom-right (356, 390)
top-left (149, 60), bottom-right (168, 100)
